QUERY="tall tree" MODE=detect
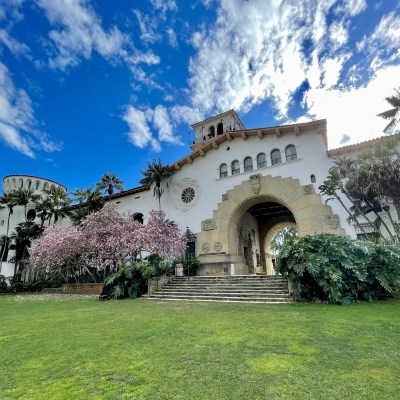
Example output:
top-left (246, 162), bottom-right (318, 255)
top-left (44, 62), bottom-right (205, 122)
top-left (44, 186), bottom-right (72, 224)
top-left (140, 159), bottom-right (171, 209)
top-left (377, 88), bottom-right (400, 133)
top-left (71, 187), bottom-right (105, 224)
top-left (10, 189), bottom-right (41, 222)
top-left (0, 192), bottom-right (17, 273)
top-left (96, 172), bottom-right (124, 196)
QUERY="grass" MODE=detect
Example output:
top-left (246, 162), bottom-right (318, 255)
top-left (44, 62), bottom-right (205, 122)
top-left (0, 295), bottom-right (399, 400)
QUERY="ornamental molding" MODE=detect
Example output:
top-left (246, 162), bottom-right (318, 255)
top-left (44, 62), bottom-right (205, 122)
top-left (171, 178), bottom-right (201, 212)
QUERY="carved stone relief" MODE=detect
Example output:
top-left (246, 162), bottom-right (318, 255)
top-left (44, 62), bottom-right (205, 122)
top-left (202, 219), bottom-right (217, 231)
top-left (324, 214), bottom-right (340, 229)
top-left (303, 184), bottom-right (315, 195)
top-left (222, 194), bottom-right (228, 201)
top-left (202, 243), bottom-right (210, 253)
top-left (214, 241), bottom-right (223, 252)
top-left (249, 173), bottom-right (262, 194)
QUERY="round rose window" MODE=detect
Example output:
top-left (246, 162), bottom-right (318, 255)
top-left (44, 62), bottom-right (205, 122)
top-left (181, 187), bottom-right (195, 203)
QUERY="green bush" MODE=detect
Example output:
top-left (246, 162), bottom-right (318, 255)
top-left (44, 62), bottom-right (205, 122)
top-left (103, 264), bottom-right (146, 300)
top-left (276, 234), bottom-right (400, 304)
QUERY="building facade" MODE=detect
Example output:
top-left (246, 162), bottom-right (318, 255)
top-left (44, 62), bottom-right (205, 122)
top-left (1, 110), bottom-right (398, 278)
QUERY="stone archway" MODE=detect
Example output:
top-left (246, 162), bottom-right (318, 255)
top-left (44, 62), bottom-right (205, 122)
top-left (196, 173), bottom-right (345, 275)
top-left (263, 221), bottom-right (297, 275)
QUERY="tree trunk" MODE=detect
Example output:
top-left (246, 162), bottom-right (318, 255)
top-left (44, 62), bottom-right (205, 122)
top-left (0, 210), bottom-right (12, 274)
top-left (335, 194), bottom-right (369, 236)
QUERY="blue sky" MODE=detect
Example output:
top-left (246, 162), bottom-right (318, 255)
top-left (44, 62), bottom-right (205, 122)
top-left (0, 0), bottom-right (399, 193)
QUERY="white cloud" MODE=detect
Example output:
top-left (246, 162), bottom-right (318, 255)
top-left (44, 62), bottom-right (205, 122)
top-left (153, 105), bottom-right (181, 144)
top-left (356, 12), bottom-right (400, 71)
top-left (335, 0), bottom-right (367, 16)
top-left (329, 19), bottom-right (348, 50)
top-left (0, 61), bottom-right (61, 157)
top-left (0, 28), bottom-right (30, 57)
top-left (133, 9), bottom-right (161, 44)
top-left (35, 0), bottom-right (160, 70)
top-left (170, 0), bottom-right (399, 151)
top-left (302, 65), bottom-right (400, 149)
top-left (166, 27), bottom-right (178, 48)
top-left (123, 106), bottom-right (161, 152)
top-left (149, 0), bottom-right (177, 18)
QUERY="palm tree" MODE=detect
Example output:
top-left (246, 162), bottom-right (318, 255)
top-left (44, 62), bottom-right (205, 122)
top-left (377, 88), bottom-right (400, 133)
top-left (9, 221), bottom-right (42, 280)
top-left (96, 172), bottom-right (124, 196)
top-left (71, 187), bottom-right (104, 224)
top-left (0, 192), bottom-right (17, 273)
top-left (10, 188), bottom-right (41, 222)
top-left (44, 186), bottom-right (72, 224)
top-left (140, 159), bottom-right (171, 209)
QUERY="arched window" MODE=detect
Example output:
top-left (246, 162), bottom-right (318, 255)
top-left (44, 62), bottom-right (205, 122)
top-left (244, 157), bottom-right (253, 172)
top-left (219, 163), bottom-right (228, 178)
top-left (43, 182), bottom-right (49, 191)
top-left (35, 181), bottom-right (40, 190)
top-left (133, 213), bottom-right (144, 224)
top-left (285, 145), bottom-right (297, 161)
top-left (19, 178), bottom-right (23, 188)
top-left (208, 126), bottom-right (215, 138)
top-left (310, 174), bottom-right (316, 183)
top-left (257, 153), bottom-right (267, 169)
top-left (271, 149), bottom-right (282, 165)
top-left (217, 122), bottom-right (223, 135)
top-left (231, 160), bottom-right (240, 175)
top-left (12, 178), bottom-right (16, 188)
top-left (27, 180), bottom-right (32, 189)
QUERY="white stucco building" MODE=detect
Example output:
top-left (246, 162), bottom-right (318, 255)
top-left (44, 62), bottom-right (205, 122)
top-left (1, 110), bottom-right (399, 278)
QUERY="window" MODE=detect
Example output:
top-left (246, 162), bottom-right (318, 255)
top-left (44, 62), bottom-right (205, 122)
top-left (271, 149), bottom-right (282, 165)
top-left (219, 164), bottom-right (228, 178)
top-left (257, 153), bottom-right (267, 169)
top-left (208, 126), bottom-right (215, 138)
top-left (27, 209), bottom-right (36, 222)
top-left (43, 182), bottom-right (49, 191)
top-left (231, 160), bottom-right (240, 175)
top-left (285, 145), bottom-right (297, 161)
top-left (27, 180), bottom-right (32, 189)
top-left (35, 181), bottom-right (40, 190)
top-left (133, 213), bottom-right (144, 224)
top-left (310, 174), bottom-right (316, 183)
top-left (244, 157), bottom-right (253, 172)
top-left (217, 122), bottom-right (223, 135)
top-left (181, 187), bottom-right (195, 203)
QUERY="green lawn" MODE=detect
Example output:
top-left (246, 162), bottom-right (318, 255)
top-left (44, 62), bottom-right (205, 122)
top-left (0, 295), bottom-right (399, 400)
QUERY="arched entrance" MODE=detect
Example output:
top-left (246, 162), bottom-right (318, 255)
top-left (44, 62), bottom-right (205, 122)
top-left (263, 221), bottom-right (297, 275)
top-left (236, 200), bottom-right (296, 275)
top-left (196, 174), bottom-right (345, 275)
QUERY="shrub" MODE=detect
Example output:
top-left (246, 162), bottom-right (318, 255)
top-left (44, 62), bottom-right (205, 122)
top-left (276, 233), bottom-right (400, 304)
top-left (102, 264), bottom-right (146, 300)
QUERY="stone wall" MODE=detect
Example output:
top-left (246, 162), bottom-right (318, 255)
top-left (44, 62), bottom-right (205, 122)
top-left (62, 283), bottom-right (104, 295)
top-left (148, 275), bottom-right (172, 295)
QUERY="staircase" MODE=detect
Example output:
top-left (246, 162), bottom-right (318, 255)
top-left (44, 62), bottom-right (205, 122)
top-left (148, 275), bottom-right (292, 303)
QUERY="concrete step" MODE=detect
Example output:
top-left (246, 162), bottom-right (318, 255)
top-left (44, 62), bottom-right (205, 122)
top-left (156, 291), bottom-right (289, 298)
top-left (148, 275), bottom-right (291, 304)
top-left (149, 294), bottom-right (292, 303)
top-left (159, 288), bottom-right (287, 293)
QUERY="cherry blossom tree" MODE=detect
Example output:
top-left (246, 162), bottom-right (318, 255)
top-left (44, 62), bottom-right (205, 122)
top-left (29, 203), bottom-right (187, 282)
